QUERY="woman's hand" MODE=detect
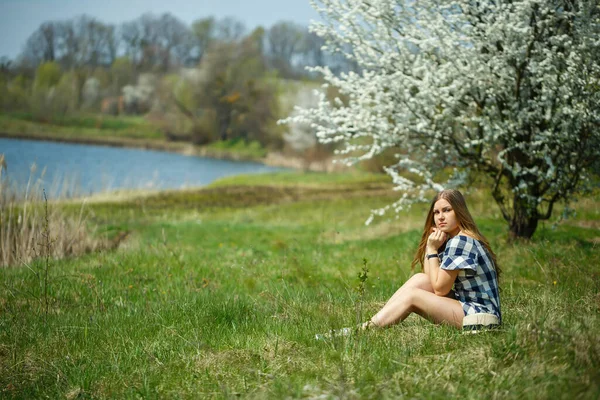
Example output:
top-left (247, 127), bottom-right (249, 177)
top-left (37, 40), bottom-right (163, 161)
top-left (426, 227), bottom-right (447, 253)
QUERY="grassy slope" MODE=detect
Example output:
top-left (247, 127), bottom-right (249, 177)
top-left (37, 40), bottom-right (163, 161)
top-left (0, 113), bottom-right (164, 141)
top-left (0, 113), bottom-right (268, 161)
top-left (0, 172), bottom-right (599, 399)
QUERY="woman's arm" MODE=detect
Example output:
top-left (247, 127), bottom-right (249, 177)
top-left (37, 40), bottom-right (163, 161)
top-left (423, 255), bottom-right (430, 277)
top-left (425, 255), bottom-right (458, 296)
top-left (426, 230), bottom-right (459, 296)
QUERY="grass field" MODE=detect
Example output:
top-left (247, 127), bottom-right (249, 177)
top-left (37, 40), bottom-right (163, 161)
top-left (1, 171), bottom-right (599, 399)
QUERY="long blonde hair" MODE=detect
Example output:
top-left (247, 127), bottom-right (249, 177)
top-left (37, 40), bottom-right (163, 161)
top-left (411, 189), bottom-right (500, 278)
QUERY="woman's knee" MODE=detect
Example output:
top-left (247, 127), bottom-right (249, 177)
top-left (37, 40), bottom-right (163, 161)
top-left (407, 273), bottom-right (432, 290)
top-left (389, 273), bottom-right (431, 303)
top-left (412, 272), bottom-right (428, 281)
top-left (402, 287), bottom-right (419, 311)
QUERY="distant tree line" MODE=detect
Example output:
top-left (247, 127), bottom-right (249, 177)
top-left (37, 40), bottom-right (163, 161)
top-left (8, 13), bottom-right (353, 77)
top-left (0, 13), bottom-right (354, 153)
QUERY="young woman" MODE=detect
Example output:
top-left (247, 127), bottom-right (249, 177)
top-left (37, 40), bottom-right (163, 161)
top-left (316, 189), bottom-right (501, 339)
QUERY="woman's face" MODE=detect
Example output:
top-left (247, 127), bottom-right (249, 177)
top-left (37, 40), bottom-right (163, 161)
top-left (433, 198), bottom-right (460, 236)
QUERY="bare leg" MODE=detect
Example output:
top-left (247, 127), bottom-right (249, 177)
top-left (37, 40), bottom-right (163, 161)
top-left (384, 272), bottom-right (434, 303)
top-left (368, 273), bottom-right (464, 329)
top-left (360, 273), bottom-right (432, 328)
top-left (315, 273), bottom-right (462, 340)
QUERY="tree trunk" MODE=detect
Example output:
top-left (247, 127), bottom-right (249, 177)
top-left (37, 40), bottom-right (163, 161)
top-left (509, 197), bottom-right (538, 239)
top-left (218, 109), bottom-right (231, 141)
top-left (219, 118), bottom-right (228, 141)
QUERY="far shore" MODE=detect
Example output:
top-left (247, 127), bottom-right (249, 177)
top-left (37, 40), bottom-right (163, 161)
top-left (0, 131), bottom-right (344, 173)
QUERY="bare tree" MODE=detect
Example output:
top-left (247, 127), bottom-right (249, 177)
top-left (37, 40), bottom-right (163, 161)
top-left (57, 20), bottom-right (80, 68)
top-left (0, 57), bottom-right (12, 73)
top-left (22, 16), bottom-right (117, 69)
top-left (214, 17), bottom-right (246, 42)
top-left (265, 21), bottom-right (305, 77)
top-left (122, 13), bottom-right (193, 71)
top-left (299, 32), bottom-right (325, 70)
top-left (120, 20), bottom-right (143, 67)
top-left (190, 17), bottom-right (216, 64)
top-left (21, 22), bottom-right (60, 66)
top-left (156, 13), bottom-right (193, 70)
top-left (106, 24), bottom-right (118, 66)
top-left (75, 16), bottom-right (116, 66)
top-left (137, 14), bottom-right (162, 70)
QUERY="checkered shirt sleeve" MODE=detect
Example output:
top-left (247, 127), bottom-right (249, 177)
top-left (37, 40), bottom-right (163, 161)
top-left (440, 236), bottom-right (477, 276)
top-left (440, 236), bottom-right (478, 276)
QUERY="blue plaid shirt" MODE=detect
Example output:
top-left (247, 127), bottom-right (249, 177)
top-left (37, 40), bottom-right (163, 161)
top-left (439, 235), bottom-right (501, 321)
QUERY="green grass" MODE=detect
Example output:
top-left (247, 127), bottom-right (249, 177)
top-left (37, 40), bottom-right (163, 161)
top-left (1, 172), bottom-right (599, 399)
top-left (206, 139), bottom-right (268, 159)
top-left (208, 170), bottom-right (391, 187)
top-left (7, 112), bottom-right (153, 131)
top-left (0, 113), bottom-right (164, 141)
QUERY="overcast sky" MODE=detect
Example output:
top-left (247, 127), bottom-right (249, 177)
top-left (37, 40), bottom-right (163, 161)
top-left (0, 0), bottom-right (320, 60)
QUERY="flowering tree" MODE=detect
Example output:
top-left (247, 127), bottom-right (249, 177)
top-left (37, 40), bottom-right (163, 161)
top-left (285, 0), bottom-right (600, 238)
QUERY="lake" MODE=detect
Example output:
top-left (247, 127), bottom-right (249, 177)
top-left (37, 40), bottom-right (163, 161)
top-left (0, 138), bottom-right (284, 198)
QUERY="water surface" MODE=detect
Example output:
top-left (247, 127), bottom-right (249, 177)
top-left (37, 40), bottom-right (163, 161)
top-left (0, 138), bottom-right (282, 198)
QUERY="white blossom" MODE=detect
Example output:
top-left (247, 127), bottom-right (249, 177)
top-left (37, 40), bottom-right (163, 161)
top-left (282, 0), bottom-right (600, 237)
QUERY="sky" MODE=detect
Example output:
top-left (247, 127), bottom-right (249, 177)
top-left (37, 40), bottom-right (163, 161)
top-left (0, 0), bottom-right (320, 60)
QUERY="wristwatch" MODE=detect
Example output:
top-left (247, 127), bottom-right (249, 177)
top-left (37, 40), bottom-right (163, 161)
top-left (426, 253), bottom-right (439, 260)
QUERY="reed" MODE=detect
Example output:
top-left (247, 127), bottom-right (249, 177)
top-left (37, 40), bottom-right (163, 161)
top-left (0, 154), bottom-right (108, 268)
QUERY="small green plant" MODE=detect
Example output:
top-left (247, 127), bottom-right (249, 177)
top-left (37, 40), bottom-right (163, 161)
top-left (355, 258), bottom-right (369, 326)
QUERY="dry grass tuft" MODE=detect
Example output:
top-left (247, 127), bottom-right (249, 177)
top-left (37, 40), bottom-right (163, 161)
top-left (0, 158), bottom-right (111, 267)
